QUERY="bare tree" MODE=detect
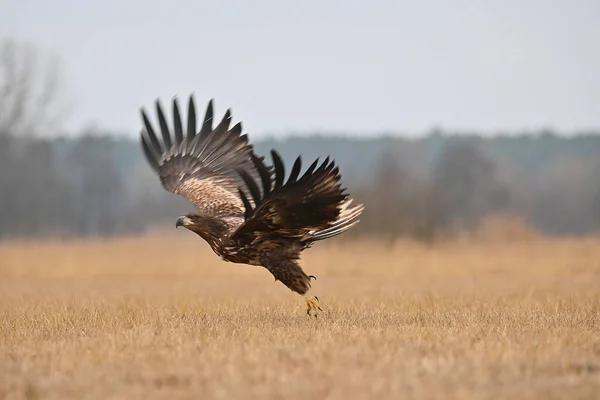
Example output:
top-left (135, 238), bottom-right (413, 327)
top-left (0, 38), bottom-right (71, 238)
top-left (0, 37), bottom-right (69, 138)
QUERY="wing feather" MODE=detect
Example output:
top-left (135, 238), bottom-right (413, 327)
top-left (156, 99), bottom-right (172, 151)
top-left (272, 150), bottom-right (285, 190)
top-left (172, 97), bottom-right (184, 146)
top-left (238, 168), bottom-right (262, 207)
top-left (199, 99), bottom-right (214, 136)
top-left (141, 110), bottom-right (163, 155)
top-left (186, 96), bottom-right (197, 146)
top-left (287, 156), bottom-right (302, 184)
top-left (254, 154), bottom-right (272, 195)
top-left (230, 150), bottom-right (364, 245)
top-left (214, 109), bottom-right (232, 136)
top-left (139, 94), bottom-right (265, 219)
top-left (140, 130), bottom-right (160, 172)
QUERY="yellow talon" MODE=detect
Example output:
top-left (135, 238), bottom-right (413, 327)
top-left (305, 295), bottom-right (322, 318)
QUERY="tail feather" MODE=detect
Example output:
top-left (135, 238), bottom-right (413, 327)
top-left (306, 199), bottom-right (364, 242)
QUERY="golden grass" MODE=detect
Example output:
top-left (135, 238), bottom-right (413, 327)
top-left (1, 233), bottom-right (599, 399)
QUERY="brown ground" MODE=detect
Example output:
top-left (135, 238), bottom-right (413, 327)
top-left (1, 233), bottom-right (599, 399)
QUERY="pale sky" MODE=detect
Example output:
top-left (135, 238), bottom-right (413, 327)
top-left (1, 0), bottom-right (599, 138)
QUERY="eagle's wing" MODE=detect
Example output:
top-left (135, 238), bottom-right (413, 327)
top-left (226, 150), bottom-right (364, 295)
top-left (230, 149), bottom-right (364, 247)
top-left (140, 95), bottom-right (264, 218)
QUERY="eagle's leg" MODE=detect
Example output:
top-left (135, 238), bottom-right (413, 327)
top-left (304, 293), bottom-right (322, 317)
top-left (262, 257), bottom-right (322, 317)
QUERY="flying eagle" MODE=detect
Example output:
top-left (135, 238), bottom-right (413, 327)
top-left (140, 95), bottom-right (364, 316)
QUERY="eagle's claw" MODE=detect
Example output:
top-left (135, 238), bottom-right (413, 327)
top-left (305, 295), bottom-right (322, 318)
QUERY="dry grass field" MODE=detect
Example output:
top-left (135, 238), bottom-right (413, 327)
top-left (1, 232), bottom-right (599, 399)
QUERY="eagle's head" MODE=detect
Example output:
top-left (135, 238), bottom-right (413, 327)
top-left (176, 213), bottom-right (213, 240)
top-left (176, 214), bottom-right (200, 229)
top-left (175, 213), bottom-right (228, 243)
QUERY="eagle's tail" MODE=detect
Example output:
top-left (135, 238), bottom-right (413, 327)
top-left (304, 198), bottom-right (364, 243)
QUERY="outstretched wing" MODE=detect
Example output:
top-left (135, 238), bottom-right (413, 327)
top-left (231, 149), bottom-right (364, 247)
top-left (140, 95), bottom-right (264, 219)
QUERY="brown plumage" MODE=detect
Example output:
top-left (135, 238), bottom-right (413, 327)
top-left (224, 151), bottom-right (364, 295)
top-left (140, 94), bottom-right (364, 316)
top-left (140, 95), bottom-right (265, 252)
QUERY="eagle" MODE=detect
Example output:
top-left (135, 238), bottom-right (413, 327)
top-left (140, 95), bottom-right (364, 316)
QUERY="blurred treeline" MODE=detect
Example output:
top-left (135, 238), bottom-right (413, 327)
top-left (1, 38), bottom-right (600, 240)
top-left (3, 131), bottom-right (600, 240)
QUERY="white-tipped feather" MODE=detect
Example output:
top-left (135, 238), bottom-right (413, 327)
top-left (307, 199), bottom-right (364, 242)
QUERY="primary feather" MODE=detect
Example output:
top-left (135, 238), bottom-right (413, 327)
top-left (140, 95), bottom-right (265, 220)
